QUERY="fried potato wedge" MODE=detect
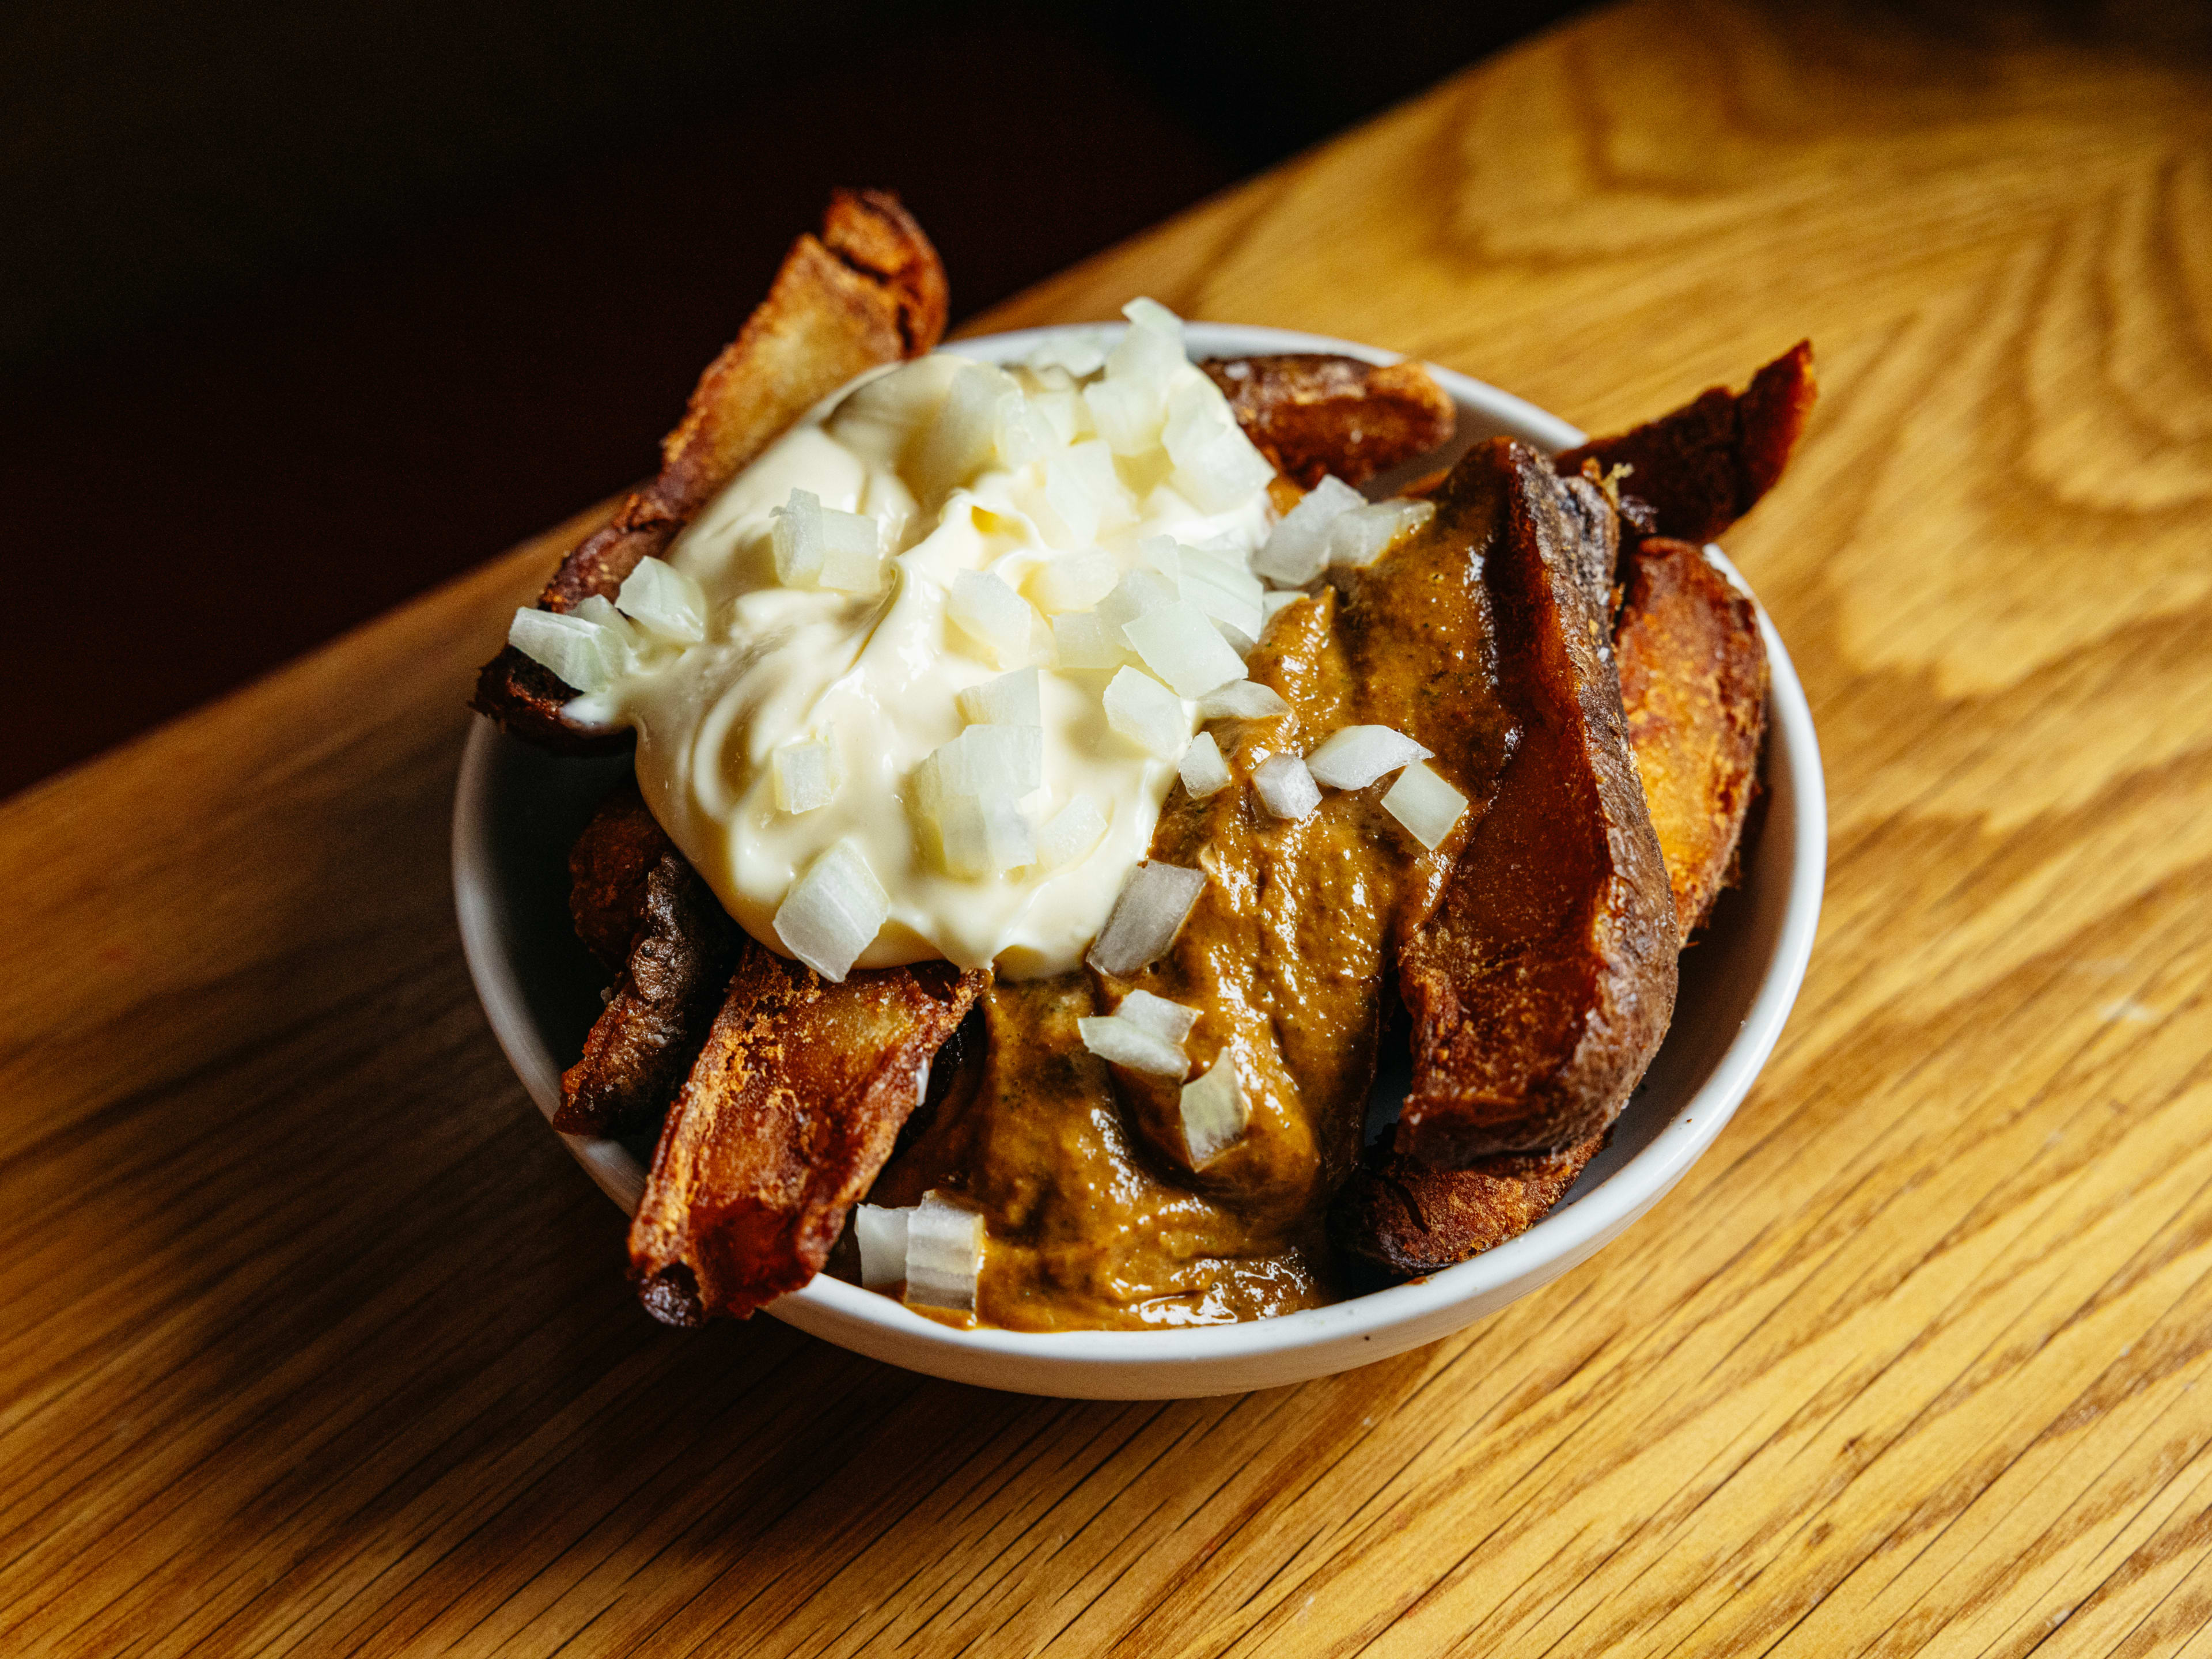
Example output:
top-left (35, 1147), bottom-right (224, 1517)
top-left (1616, 537), bottom-right (1770, 944)
top-left (556, 782), bottom-right (743, 1137)
top-left (473, 189), bottom-right (948, 751)
top-left (1204, 354), bottom-right (1455, 488)
top-left (1396, 439), bottom-right (1678, 1163)
top-left (1556, 342), bottom-right (1815, 548)
top-left (1331, 1128), bottom-right (1608, 1277)
top-left (629, 948), bottom-right (987, 1324)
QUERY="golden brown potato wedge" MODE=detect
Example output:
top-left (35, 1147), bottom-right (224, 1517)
top-left (473, 190), bottom-right (948, 751)
top-left (1204, 354), bottom-right (1455, 488)
top-left (1557, 342), bottom-right (1815, 548)
top-left (556, 782), bottom-right (743, 1137)
top-left (1615, 538), bottom-right (1770, 944)
top-left (1396, 439), bottom-right (1679, 1163)
top-left (629, 947), bottom-right (987, 1325)
top-left (1331, 1128), bottom-right (1609, 1277)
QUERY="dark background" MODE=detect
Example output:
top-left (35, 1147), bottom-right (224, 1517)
top-left (4, 0), bottom-right (1584, 800)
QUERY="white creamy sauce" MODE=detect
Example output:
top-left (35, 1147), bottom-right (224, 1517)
top-left (560, 310), bottom-right (1279, 978)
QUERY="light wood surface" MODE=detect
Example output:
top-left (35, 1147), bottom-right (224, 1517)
top-left (9, 2), bottom-right (2212, 1652)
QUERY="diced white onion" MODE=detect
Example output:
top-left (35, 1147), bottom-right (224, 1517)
top-left (925, 791), bottom-right (1035, 877)
top-left (956, 666), bottom-right (1041, 727)
top-left (1253, 753), bottom-right (1322, 821)
top-left (1305, 725), bottom-right (1433, 790)
top-left (771, 732), bottom-right (842, 813)
top-left (1111, 297), bottom-right (1186, 379)
top-left (1027, 333), bottom-right (1108, 377)
top-left (1077, 1014), bottom-right (1187, 1078)
top-left (914, 363), bottom-right (1014, 502)
top-left (855, 1204), bottom-right (910, 1290)
top-left (1180, 1052), bottom-right (1249, 1166)
top-left (1116, 988), bottom-right (1199, 1046)
top-left (1196, 680), bottom-right (1292, 721)
top-left (1178, 548), bottom-right (1266, 642)
top-left (1329, 499), bottom-right (1437, 569)
top-left (1044, 440), bottom-right (1120, 547)
top-left (817, 506), bottom-right (885, 594)
top-left (1122, 601), bottom-right (1247, 697)
top-left (1087, 860), bottom-right (1206, 977)
top-left (904, 1191), bottom-right (984, 1312)
top-left (1028, 550), bottom-right (1118, 615)
top-left (569, 593), bottom-right (641, 653)
top-left (771, 487), bottom-right (827, 587)
top-left (914, 726), bottom-right (1041, 877)
top-left (1097, 568), bottom-right (1180, 635)
top-left (773, 841), bottom-right (889, 982)
top-left (1179, 730), bottom-right (1232, 798)
top-left (923, 723), bottom-right (1043, 796)
top-left (1103, 667), bottom-right (1189, 757)
top-left (615, 556), bottom-right (707, 644)
top-left (1382, 760), bottom-right (1469, 851)
top-left (1051, 611), bottom-right (1123, 671)
top-left (994, 391), bottom-right (1059, 467)
top-left (1036, 794), bottom-right (1108, 869)
top-left (947, 570), bottom-right (1036, 667)
top-left (1254, 475), bottom-right (1365, 586)
top-left (1084, 376), bottom-right (1165, 456)
top-left (507, 607), bottom-right (620, 694)
top-left (1031, 387), bottom-right (1088, 445)
top-left (1162, 376), bottom-right (1277, 512)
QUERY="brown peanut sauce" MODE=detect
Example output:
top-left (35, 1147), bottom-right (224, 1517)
top-left (873, 501), bottom-right (1517, 1330)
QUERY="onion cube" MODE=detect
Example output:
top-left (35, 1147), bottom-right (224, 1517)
top-left (1306, 724), bottom-right (1433, 790)
top-left (956, 666), bottom-right (1041, 727)
top-left (1027, 333), bottom-right (1107, 377)
top-left (905, 1191), bottom-right (984, 1312)
top-left (994, 392), bottom-right (1058, 467)
top-left (507, 608), bottom-right (620, 694)
top-left (1196, 680), bottom-right (1291, 721)
top-left (773, 841), bottom-right (889, 982)
top-left (915, 363), bottom-right (1013, 502)
top-left (1180, 1052), bottom-right (1249, 1166)
top-left (1044, 440), bottom-right (1120, 546)
top-left (570, 593), bottom-right (642, 653)
top-left (1178, 550), bottom-right (1266, 642)
top-left (1097, 568), bottom-right (1180, 636)
top-left (1078, 1014), bottom-right (1188, 1078)
top-left (1029, 550), bottom-right (1118, 614)
top-left (948, 569), bottom-right (1036, 667)
top-left (770, 732), bottom-right (843, 813)
top-left (1087, 859), bottom-right (1205, 977)
top-left (771, 487), bottom-right (826, 587)
top-left (817, 507), bottom-right (885, 594)
top-left (1051, 611), bottom-right (1123, 671)
top-left (927, 724), bottom-right (1043, 796)
top-left (1164, 377), bottom-right (1277, 512)
top-left (1117, 988), bottom-right (1199, 1046)
top-left (1103, 667), bottom-right (1188, 757)
top-left (1179, 730), bottom-right (1232, 798)
top-left (1253, 752), bottom-right (1322, 821)
top-left (1254, 475), bottom-right (1364, 586)
top-left (1036, 795), bottom-right (1108, 870)
top-left (925, 790), bottom-right (1035, 878)
top-left (1108, 296), bottom-right (1187, 384)
top-left (1123, 601), bottom-right (1246, 696)
top-left (615, 556), bottom-right (707, 644)
top-left (1329, 499), bottom-right (1436, 568)
top-left (1084, 376), bottom-right (1166, 456)
top-left (854, 1204), bottom-right (910, 1290)
top-left (1382, 760), bottom-right (1469, 851)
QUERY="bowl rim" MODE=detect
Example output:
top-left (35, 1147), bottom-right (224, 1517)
top-left (452, 320), bottom-right (1827, 1383)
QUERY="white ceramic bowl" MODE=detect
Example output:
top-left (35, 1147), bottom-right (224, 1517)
top-left (453, 323), bottom-right (1826, 1399)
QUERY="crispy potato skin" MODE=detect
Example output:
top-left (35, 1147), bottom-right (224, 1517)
top-left (1615, 539), bottom-right (1770, 944)
top-left (1557, 342), bottom-right (1815, 548)
top-left (556, 782), bottom-right (743, 1137)
top-left (1396, 440), bottom-right (1678, 1163)
top-left (1331, 1128), bottom-right (1608, 1277)
top-left (1203, 354), bottom-right (1455, 488)
top-left (628, 949), bottom-right (987, 1324)
top-left (472, 190), bottom-right (948, 750)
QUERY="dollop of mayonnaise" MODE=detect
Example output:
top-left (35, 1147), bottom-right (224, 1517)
top-left (565, 302), bottom-right (1279, 978)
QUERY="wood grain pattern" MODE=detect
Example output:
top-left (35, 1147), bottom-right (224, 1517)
top-left (6, 2), bottom-right (2211, 1652)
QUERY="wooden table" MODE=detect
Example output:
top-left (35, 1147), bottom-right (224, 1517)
top-left (9, 3), bottom-right (2210, 1652)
